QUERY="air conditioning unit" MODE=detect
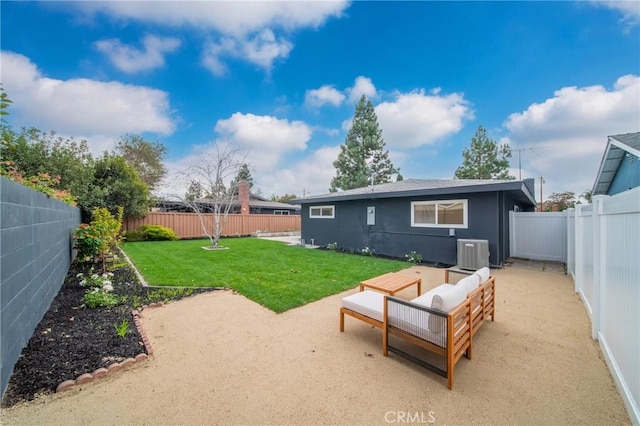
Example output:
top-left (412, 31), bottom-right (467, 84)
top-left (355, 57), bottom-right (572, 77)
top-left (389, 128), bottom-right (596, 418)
top-left (457, 239), bottom-right (490, 270)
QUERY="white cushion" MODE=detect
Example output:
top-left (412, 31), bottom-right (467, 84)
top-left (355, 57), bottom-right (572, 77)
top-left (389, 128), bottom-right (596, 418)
top-left (431, 284), bottom-right (468, 312)
top-left (456, 274), bottom-right (480, 295)
top-left (410, 283), bottom-right (453, 307)
top-left (429, 284), bottom-right (468, 334)
top-left (474, 267), bottom-right (491, 284)
top-left (342, 290), bottom-right (384, 322)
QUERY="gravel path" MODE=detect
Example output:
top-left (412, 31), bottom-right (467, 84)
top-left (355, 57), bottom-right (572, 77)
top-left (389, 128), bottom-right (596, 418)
top-left (1, 265), bottom-right (630, 425)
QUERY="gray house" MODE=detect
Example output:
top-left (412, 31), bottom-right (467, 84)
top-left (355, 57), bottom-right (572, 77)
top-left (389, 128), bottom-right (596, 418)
top-left (592, 132), bottom-right (640, 196)
top-left (295, 178), bottom-right (537, 267)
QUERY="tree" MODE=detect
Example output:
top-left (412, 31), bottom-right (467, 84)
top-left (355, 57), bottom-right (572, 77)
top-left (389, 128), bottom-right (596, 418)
top-left (455, 125), bottom-right (514, 180)
top-left (114, 135), bottom-right (167, 192)
top-left (176, 144), bottom-right (247, 249)
top-left (229, 163), bottom-right (254, 194)
top-left (542, 192), bottom-right (578, 212)
top-left (580, 190), bottom-right (592, 204)
top-left (330, 95), bottom-right (398, 192)
top-left (185, 180), bottom-right (204, 201)
top-left (270, 193), bottom-right (298, 203)
top-left (85, 154), bottom-right (151, 219)
top-left (1, 126), bottom-right (95, 213)
top-left (1, 83), bottom-right (13, 122)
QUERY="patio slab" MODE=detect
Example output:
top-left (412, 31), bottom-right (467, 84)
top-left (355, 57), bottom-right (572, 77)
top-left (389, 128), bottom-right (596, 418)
top-left (0, 265), bottom-right (630, 425)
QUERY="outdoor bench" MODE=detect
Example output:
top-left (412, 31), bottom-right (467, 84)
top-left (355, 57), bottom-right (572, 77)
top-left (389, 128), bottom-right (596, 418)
top-left (340, 267), bottom-right (495, 389)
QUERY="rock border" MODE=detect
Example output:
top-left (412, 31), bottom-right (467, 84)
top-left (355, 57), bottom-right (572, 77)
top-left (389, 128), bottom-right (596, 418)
top-left (55, 303), bottom-right (163, 394)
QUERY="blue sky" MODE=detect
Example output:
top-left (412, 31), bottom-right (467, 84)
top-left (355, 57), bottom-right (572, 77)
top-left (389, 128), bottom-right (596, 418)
top-left (1, 1), bottom-right (639, 201)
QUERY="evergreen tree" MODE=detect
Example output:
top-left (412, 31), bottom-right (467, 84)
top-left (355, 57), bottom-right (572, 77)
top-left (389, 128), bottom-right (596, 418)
top-left (330, 95), bottom-right (398, 191)
top-left (229, 163), bottom-right (254, 195)
top-left (454, 125), bottom-right (514, 180)
top-left (185, 181), bottom-right (204, 201)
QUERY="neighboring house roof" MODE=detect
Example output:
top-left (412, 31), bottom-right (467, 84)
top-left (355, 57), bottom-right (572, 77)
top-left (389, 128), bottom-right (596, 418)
top-left (158, 195), bottom-right (300, 212)
top-left (294, 178), bottom-right (537, 206)
top-left (592, 132), bottom-right (640, 196)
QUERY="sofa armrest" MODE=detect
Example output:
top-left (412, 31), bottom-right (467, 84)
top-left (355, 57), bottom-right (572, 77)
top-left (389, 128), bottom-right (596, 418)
top-left (383, 296), bottom-right (471, 389)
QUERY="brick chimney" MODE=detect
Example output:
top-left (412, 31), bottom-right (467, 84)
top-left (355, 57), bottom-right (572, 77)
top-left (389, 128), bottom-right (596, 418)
top-left (238, 180), bottom-right (250, 215)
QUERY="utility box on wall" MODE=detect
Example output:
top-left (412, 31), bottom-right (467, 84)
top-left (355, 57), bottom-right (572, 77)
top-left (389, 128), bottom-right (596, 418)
top-left (457, 239), bottom-right (489, 270)
top-left (367, 206), bottom-right (375, 225)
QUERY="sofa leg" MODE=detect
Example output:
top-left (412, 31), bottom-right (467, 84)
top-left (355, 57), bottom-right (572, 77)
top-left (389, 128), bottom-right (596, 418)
top-left (339, 311), bottom-right (344, 332)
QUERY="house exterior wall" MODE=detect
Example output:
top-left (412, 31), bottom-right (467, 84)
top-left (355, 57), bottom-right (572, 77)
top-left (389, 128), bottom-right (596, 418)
top-left (301, 191), bottom-right (530, 266)
top-left (608, 154), bottom-right (640, 195)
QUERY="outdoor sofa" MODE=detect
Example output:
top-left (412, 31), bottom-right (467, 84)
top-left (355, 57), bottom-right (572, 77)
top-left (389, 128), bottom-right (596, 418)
top-left (340, 267), bottom-right (495, 389)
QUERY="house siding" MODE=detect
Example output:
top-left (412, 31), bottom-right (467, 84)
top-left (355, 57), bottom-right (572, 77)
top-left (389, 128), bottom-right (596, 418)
top-left (608, 153), bottom-right (640, 195)
top-left (301, 191), bottom-right (529, 266)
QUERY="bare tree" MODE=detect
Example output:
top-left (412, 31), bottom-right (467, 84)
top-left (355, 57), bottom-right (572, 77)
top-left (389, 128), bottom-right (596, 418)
top-left (176, 144), bottom-right (247, 249)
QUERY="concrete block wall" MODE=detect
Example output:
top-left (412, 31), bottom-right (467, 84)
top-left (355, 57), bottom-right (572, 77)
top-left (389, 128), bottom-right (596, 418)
top-left (0, 177), bottom-right (81, 397)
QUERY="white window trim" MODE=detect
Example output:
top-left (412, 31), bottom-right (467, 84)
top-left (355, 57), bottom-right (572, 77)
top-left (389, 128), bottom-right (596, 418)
top-left (411, 199), bottom-right (468, 228)
top-left (309, 205), bottom-right (335, 219)
top-left (273, 210), bottom-right (290, 215)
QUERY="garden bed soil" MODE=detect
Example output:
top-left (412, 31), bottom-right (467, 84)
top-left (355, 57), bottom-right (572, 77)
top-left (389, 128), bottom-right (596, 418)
top-left (1, 260), bottom-right (214, 408)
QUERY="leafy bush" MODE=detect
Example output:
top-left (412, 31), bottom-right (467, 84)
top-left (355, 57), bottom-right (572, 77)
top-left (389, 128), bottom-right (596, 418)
top-left (83, 288), bottom-right (120, 309)
top-left (326, 242), bottom-right (339, 251)
top-left (405, 251), bottom-right (422, 264)
top-left (0, 161), bottom-right (77, 205)
top-left (74, 207), bottom-right (123, 269)
top-left (360, 247), bottom-right (374, 256)
top-left (125, 224), bottom-right (177, 241)
top-left (73, 224), bottom-right (103, 260)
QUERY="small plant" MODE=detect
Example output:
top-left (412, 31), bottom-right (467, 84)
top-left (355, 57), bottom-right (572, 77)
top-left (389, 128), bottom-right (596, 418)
top-left (326, 242), bottom-right (339, 251)
top-left (77, 270), bottom-right (114, 291)
top-left (83, 288), bottom-right (120, 309)
top-left (114, 318), bottom-right (129, 338)
top-left (73, 224), bottom-right (103, 261)
top-left (405, 251), bottom-right (422, 264)
top-left (360, 247), bottom-right (374, 256)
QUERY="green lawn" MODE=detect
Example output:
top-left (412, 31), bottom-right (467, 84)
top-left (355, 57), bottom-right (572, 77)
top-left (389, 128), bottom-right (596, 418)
top-left (121, 238), bottom-right (409, 313)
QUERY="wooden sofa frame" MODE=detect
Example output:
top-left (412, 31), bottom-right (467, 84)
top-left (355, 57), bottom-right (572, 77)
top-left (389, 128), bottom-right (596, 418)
top-left (340, 272), bottom-right (495, 389)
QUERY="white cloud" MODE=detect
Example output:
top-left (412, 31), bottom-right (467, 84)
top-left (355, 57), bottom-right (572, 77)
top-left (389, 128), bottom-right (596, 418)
top-left (214, 113), bottom-right (312, 169)
top-left (0, 51), bottom-right (175, 145)
top-left (305, 85), bottom-right (346, 108)
top-left (347, 76), bottom-right (377, 103)
top-left (375, 89), bottom-right (474, 148)
top-left (72, 1), bottom-right (348, 74)
top-left (257, 145), bottom-right (341, 197)
top-left (502, 74), bottom-right (640, 198)
top-left (95, 34), bottom-right (181, 73)
top-left (202, 30), bottom-right (293, 75)
top-left (590, 1), bottom-right (640, 27)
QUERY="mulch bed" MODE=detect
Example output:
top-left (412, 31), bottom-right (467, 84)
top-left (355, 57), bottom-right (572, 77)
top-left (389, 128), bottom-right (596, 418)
top-left (1, 260), bottom-right (215, 408)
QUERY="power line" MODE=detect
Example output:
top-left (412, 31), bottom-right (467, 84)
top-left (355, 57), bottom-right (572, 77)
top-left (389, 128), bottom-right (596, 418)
top-left (511, 145), bottom-right (553, 180)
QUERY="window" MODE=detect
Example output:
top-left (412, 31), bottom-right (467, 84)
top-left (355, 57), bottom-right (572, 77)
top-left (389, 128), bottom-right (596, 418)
top-left (310, 205), bottom-right (335, 218)
top-left (273, 210), bottom-right (290, 215)
top-left (411, 200), bottom-right (468, 228)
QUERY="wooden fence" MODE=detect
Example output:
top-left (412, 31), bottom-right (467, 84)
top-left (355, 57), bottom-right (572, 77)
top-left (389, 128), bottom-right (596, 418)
top-left (123, 212), bottom-right (301, 239)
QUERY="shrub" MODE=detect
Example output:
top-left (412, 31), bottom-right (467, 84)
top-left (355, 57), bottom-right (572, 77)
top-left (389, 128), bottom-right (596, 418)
top-left (326, 242), bottom-right (339, 251)
top-left (126, 224), bottom-right (177, 241)
top-left (73, 224), bottom-right (103, 260)
top-left (360, 247), bottom-right (374, 256)
top-left (405, 251), bottom-right (422, 264)
top-left (83, 288), bottom-right (120, 309)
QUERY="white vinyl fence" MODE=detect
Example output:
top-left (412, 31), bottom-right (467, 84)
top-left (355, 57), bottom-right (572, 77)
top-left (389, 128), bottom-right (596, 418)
top-left (567, 188), bottom-right (640, 425)
top-left (509, 211), bottom-right (567, 261)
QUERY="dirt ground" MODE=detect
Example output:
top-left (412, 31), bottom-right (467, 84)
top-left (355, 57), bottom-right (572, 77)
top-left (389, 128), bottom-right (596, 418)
top-left (0, 264), bottom-right (631, 425)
